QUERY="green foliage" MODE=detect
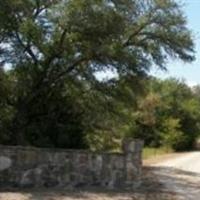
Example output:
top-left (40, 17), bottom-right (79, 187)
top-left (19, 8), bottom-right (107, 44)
top-left (127, 78), bottom-right (200, 151)
top-left (161, 118), bottom-right (186, 151)
top-left (0, 0), bottom-right (196, 150)
top-left (143, 147), bottom-right (173, 160)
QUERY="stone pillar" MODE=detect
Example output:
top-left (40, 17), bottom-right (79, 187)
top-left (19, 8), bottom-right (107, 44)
top-left (122, 139), bottom-right (143, 188)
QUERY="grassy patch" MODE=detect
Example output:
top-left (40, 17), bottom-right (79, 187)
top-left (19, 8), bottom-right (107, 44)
top-left (143, 147), bottom-right (173, 160)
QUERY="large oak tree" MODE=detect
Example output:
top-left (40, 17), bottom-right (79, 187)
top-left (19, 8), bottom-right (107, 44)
top-left (0, 0), bottom-right (195, 148)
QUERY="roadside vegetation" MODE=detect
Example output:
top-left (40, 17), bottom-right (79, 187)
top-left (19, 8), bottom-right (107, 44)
top-left (0, 0), bottom-right (198, 153)
top-left (143, 147), bottom-right (173, 160)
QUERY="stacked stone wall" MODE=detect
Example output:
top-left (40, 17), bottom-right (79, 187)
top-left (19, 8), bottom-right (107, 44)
top-left (0, 139), bottom-right (143, 189)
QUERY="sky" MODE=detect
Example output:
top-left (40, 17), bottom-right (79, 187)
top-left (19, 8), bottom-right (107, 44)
top-left (151, 0), bottom-right (200, 86)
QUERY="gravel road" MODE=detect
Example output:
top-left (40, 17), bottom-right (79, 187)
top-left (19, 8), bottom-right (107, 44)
top-left (151, 152), bottom-right (200, 200)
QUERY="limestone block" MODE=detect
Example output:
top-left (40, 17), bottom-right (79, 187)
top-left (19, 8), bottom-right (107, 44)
top-left (0, 156), bottom-right (12, 171)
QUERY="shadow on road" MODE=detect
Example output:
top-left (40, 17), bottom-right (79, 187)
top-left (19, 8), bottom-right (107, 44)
top-left (1, 166), bottom-right (200, 200)
top-left (0, 188), bottom-right (177, 200)
top-left (141, 166), bottom-right (200, 200)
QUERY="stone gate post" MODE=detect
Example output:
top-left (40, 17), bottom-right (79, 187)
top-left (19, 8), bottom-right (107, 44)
top-left (122, 139), bottom-right (144, 188)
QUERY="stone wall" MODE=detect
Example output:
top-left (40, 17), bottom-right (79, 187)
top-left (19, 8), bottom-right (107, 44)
top-left (0, 139), bottom-right (143, 189)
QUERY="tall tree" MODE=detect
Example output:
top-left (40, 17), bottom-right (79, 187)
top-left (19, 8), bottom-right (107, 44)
top-left (0, 0), bottom-right (195, 148)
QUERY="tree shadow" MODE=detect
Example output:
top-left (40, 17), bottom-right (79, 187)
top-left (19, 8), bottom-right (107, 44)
top-left (1, 166), bottom-right (200, 200)
top-left (140, 166), bottom-right (200, 200)
top-left (0, 188), bottom-right (177, 200)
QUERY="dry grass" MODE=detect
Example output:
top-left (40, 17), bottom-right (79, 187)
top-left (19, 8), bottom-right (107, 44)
top-left (142, 147), bottom-right (173, 160)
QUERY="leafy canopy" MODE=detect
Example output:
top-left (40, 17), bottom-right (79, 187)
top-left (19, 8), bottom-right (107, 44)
top-left (0, 0), bottom-right (195, 149)
top-left (0, 0), bottom-right (194, 77)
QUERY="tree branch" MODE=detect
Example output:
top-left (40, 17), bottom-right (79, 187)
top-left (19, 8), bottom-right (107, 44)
top-left (123, 5), bottom-right (159, 47)
top-left (49, 56), bottom-right (89, 87)
top-left (15, 32), bottom-right (38, 65)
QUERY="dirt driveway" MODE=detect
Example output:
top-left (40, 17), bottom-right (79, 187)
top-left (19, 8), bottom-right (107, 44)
top-left (149, 151), bottom-right (200, 200)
